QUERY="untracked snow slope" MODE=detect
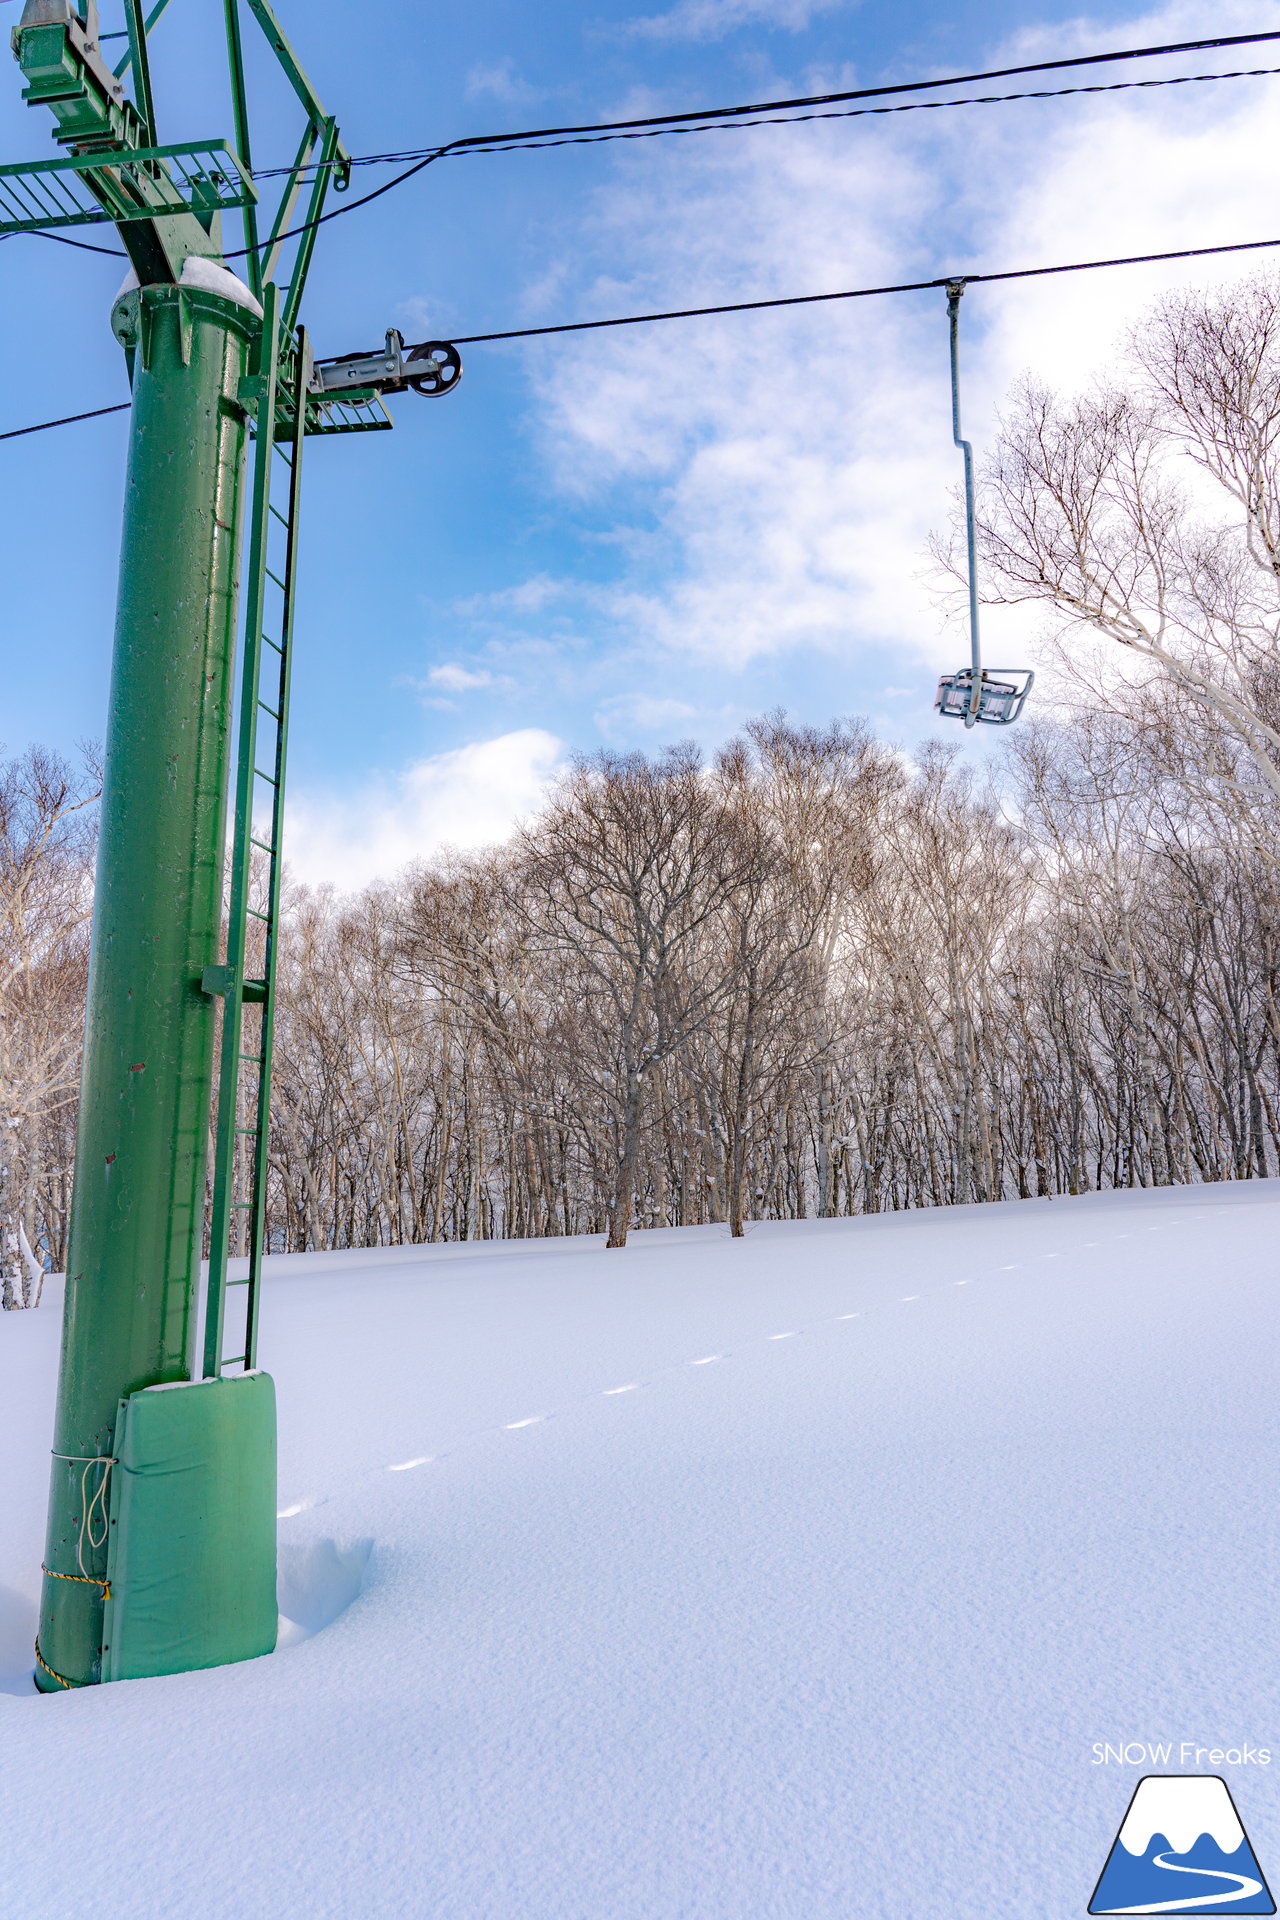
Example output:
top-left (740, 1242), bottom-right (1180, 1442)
top-left (1, 1184), bottom-right (1277, 1918)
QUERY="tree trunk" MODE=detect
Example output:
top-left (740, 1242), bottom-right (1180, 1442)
top-left (607, 1073), bottom-right (645, 1247)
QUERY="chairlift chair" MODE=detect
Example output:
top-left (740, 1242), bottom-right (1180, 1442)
top-left (935, 280), bottom-right (1032, 728)
top-left (935, 665), bottom-right (1033, 726)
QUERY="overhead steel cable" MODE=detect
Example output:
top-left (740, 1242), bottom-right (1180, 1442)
top-left (10, 229), bottom-right (1280, 440)
top-left (16, 228), bottom-right (129, 255)
top-left (172, 26), bottom-right (1280, 256)
top-left (246, 64), bottom-right (1280, 178)
top-left (27, 56), bottom-right (1280, 264)
top-left (0, 400), bottom-right (129, 439)
top-left (450, 234), bottom-right (1280, 343)
top-left (8, 29), bottom-right (1280, 261)
top-left (257, 26), bottom-right (1280, 173)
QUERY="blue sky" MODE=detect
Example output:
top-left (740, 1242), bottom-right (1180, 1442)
top-left (4, 0), bottom-right (1280, 881)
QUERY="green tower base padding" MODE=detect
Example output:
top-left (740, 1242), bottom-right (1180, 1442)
top-left (102, 1370), bottom-right (278, 1681)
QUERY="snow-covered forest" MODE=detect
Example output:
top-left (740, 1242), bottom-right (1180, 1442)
top-left (5, 274), bottom-right (1280, 1291)
top-left (4, 695), bottom-right (1278, 1291)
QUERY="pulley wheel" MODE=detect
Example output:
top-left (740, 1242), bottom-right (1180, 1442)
top-left (407, 342), bottom-right (463, 397)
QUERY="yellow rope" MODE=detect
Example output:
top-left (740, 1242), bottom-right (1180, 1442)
top-left (41, 1564), bottom-right (109, 1600)
top-left (37, 1456), bottom-right (114, 1692)
top-left (34, 1566), bottom-right (108, 1690)
top-left (33, 1639), bottom-right (77, 1691)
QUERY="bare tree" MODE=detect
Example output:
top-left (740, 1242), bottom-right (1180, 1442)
top-left (973, 272), bottom-right (1280, 811)
top-left (709, 714), bottom-right (897, 1231)
top-left (0, 744), bottom-right (98, 1307)
top-left (14, 680), bottom-right (1280, 1270)
top-left (515, 746), bottom-right (772, 1247)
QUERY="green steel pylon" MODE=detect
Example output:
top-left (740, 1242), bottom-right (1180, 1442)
top-left (4, 0), bottom-right (459, 1692)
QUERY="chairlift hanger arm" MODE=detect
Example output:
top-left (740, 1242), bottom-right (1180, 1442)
top-left (934, 280), bottom-right (1034, 727)
top-left (946, 278), bottom-right (983, 727)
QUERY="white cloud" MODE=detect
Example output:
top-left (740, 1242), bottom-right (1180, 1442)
top-left (465, 57), bottom-right (538, 102)
top-left (393, 294), bottom-right (456, 339)
top-left (593, 692), bottom-right (699, 741)
top-left (424, 662), bottom-right (494, 692)
top-left (509, 0), bottom-right (1280, 693)
top-left (453, 574), bottom-right (570, 616)
top-left (623, 0), bottom-right (846, 42)
top-left (288, 1), bottom-right (1280, 886)
top-left (285, 730), bottom-right (564, 890)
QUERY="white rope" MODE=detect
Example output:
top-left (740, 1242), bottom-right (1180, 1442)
top-left (50, 1451), bottom-right (116, 1578)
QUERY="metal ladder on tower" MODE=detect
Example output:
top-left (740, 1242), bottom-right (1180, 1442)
top-left (202, 283), bottom-right (307, 1379)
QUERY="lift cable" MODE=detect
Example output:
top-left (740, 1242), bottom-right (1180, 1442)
top-left (251, 59), bottom-right (1280, 180)
top-left (9, 228), bottom-right (1280, 442)
top-left (247, 27), bottom-right (1280, 174)
top-left (0, 399), bottom-right (130, 439)
top-left (19, 59), bottom-right (1280, 264)
top-left (450, 232), bottom-right (1280, 344)
top-left (226, 33), bottom-right (1280, 254)
top-left (13, 228), bottom-right (128, 256)
top-left (7, 31), bottom-right (1280, 263)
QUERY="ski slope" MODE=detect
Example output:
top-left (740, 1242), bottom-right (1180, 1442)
top-left (1, 1182), bottom-right (1277, 1919)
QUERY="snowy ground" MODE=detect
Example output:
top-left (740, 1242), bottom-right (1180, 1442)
top-left (1, 1183), bottom-right (1277, 1918)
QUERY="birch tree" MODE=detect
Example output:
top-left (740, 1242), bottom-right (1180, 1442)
top-left (0, 745), bottom-right (98, 1307)
top-left (975, 272), bottom-right (1280, 811)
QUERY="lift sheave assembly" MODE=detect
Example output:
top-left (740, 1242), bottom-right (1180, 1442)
top-left (5, 0), bottom-right (461, 1694)
top-left (934, 279), bottom-right (1033, 727)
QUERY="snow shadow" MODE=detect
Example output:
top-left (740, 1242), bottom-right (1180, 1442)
top-left (0, 1544), bottom-right (373, 1686)
top-left (276, 1536), bottom-right (373, 1650)
top-left (0, 1585), bottom-right (37, 1696)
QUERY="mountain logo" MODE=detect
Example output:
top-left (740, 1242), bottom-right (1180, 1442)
top-left (1089, 1775), bottom-right (1275, 1914)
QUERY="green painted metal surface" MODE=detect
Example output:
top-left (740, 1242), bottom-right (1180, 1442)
top-left (10, 9), bottom-right (221, 282)
top-left (17, 0), bottom-right (378, 1692)
top-left (204, 303), bottom-right (311, 1381)
top-left (35, 279), bottom-right (261, 1692)
top-left (0, 139), bottom-right (255, 236)
top-left (102, 1371), bottom-right (277, 1681)
top-left (222, 0), bottom-right (262, 297)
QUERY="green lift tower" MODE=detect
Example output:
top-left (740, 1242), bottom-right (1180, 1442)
top-left (2, 0), bottom-right (461, 1691)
